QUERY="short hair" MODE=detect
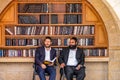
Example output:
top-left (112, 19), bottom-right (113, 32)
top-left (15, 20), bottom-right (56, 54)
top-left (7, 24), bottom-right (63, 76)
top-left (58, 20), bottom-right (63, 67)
top-left (70, 37), bottom-right (78, 43)
top-left (44, 36), bottom-right (52, 42)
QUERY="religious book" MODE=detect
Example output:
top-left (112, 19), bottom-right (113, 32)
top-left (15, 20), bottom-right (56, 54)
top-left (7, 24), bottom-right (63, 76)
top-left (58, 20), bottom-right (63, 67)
top-left (43, 57), bottom-right (56, 65)
top-left (0, 50), bottom-right (3, 57)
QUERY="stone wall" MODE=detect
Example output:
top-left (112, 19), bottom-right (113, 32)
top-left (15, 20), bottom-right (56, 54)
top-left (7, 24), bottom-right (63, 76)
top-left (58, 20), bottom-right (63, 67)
top-left (0, 0), bottom-right (120, 80)
top-left (0, 63), bottom-right (108, 80)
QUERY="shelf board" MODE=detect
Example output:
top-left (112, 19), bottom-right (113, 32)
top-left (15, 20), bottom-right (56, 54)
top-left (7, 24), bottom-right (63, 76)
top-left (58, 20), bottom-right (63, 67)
top-left (13, 24), bottom-right (50, 26)
top-left (11, 24), bottom-right (95, 26)
top-left (0, 57), bottom-right (34, 63)
top-left (50, 24), bottom-right (95, 26)
top-left (0, 57), bottom-right (109, 63)
top-left (1, 46), bottom-right (38, 49)
top-left (5, 24), bottom-right (96, 26)
top-left (85, 57), bottom-right (109, 62)
top-left (17, 2), bottom-right (83, 3)
top-left (109, 46), bottom-right (120, 50)
top-left (18, 13), bottom-right (82, 15)
top-left (0, 45), bottom-right (107, 49)
top-left (79, 46), bottom-right (107, 48)
top-left (5, 35), bottom-right (94, 38)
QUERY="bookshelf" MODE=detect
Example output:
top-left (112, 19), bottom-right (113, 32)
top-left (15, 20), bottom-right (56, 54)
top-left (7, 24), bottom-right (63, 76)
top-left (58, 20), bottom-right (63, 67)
top-left (0, 0), bottom-right (108, 62)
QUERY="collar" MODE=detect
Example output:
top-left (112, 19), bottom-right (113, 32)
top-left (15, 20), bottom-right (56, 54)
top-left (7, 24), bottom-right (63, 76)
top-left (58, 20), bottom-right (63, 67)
top-left (45, 47), bottom-right (51, 51)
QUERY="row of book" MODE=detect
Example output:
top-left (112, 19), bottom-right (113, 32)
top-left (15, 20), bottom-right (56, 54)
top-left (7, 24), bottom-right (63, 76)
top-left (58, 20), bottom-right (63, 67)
top-left (6, 26), bottom-right (48, 35)
top-left (50, 26), bottom-right (94, 35)
top-left (18, 15), bottom-right (39, 24)
top-left (78, 38), bottom-right (94, 46)
top-left (18, 14), bottom-right (82, 24)
top-left (64, 14), bottom-right (82, 24)
top-left (64, 38), bottom-right (94, 46)
top-left (0, 48), bottom-right (62, 57)
top-left (18, 3), bottom-right (82, 13)
top-left (0, 49), bottom-right (36, 57)
top-left (66, 3), bottom-right (82, 13)
top-left (18, 3), bottom-right (48, 13)
top-left (5, 25), bottom-right (94, 35)
top-left (5, 38), bottom-right (94, 46)
top-left (18, 15), bottom-right (49, 24)
top-left (0, 48), bottom-right (107, 57)
top-left (6, 38), bottom-right (61, 46)
top-left (84, 49), bottom-right (107, 56)
top-left (6, 38), bottom-right (43, 46)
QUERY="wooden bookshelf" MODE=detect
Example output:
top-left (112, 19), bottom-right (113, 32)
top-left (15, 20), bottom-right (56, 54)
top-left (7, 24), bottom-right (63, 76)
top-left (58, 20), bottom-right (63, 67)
top-left (0, 0), bottom-right (108, 62)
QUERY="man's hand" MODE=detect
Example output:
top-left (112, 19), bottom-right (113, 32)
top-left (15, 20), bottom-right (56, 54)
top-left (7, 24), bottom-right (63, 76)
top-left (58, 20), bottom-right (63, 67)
top-left (41, 64), bottom-right (46, 69)
top-left (76, 64), bottom-right (82, 70)
top-left (48, 62), bottom-right (54, 66)
top-left (60, 63), bottom-right (65, 68)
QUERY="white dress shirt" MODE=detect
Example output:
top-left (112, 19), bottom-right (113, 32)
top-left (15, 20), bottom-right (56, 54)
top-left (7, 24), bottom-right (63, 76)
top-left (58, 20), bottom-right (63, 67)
top-left (67, 49), bottom-right (78, 66)
top-left (45, 48), bottom-right (51, 61)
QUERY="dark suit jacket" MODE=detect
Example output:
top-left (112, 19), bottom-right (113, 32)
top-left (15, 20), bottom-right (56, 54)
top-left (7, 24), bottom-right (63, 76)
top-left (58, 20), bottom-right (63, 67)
top-left (58, 47), bottom-right (85, 67)
top-left (35, 46), bottom-right (56, 66)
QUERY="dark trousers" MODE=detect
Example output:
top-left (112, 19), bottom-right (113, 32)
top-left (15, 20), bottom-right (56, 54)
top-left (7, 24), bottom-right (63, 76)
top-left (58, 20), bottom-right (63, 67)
top-left (37, 65), bottom-right (56, 80)
top-left (64, 66), bottom-right (85, 80)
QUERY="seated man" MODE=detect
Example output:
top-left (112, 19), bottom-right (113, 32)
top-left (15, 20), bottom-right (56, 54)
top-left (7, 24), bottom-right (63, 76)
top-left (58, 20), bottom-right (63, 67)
top-left (58, 37), bottom-right (86, 80)
top-left (35, 37), bottom-right (56, 80)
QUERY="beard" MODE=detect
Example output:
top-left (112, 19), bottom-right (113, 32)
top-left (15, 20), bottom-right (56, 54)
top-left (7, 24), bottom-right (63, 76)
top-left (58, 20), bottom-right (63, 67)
top-left (44, 44), bottom-right (51, 48)
top-left (69, 45), bottom-right (77, 49)
top-left (45, 46), bottom-right (51, 48)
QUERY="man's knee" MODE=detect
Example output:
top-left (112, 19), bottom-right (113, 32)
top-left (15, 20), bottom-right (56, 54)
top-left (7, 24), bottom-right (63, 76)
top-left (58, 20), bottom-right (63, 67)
top-left (50, 69), bottom-right (56, 76)
top-left (37, 66), bottom-right (45, 74)
top-left (77, 67), bottom-right (86, 80)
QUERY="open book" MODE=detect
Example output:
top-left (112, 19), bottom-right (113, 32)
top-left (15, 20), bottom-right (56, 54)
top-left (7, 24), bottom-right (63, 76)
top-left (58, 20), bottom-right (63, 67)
top-left (43, 57), bottom-right (56, 65)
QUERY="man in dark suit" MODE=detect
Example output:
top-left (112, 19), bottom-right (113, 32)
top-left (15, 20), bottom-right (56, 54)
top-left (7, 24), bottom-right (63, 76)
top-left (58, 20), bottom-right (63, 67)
top-left (58, 37), bottom-right (85, 80)
top-left (35, 37), bottom-right (56, 80)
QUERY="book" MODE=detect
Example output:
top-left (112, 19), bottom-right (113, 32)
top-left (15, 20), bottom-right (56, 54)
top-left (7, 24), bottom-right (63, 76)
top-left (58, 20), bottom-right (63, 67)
top-left (43, 57), bottom-right (56, 65)
top-left (0, 50), bottom-right (3, 57)
top-left (75, 3), bottom-right (82, 12)
top-left (5, 28), bottom-right (13, 35)
top-left (40, 14), bottom-right (49, 24)
top-left (18, 15), bottom-right (39, 24)
top-left (51, 14), bottom-right (58, 24)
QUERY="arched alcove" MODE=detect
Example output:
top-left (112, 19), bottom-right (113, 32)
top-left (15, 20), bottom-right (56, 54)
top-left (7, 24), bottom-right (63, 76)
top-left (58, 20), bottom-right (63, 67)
top-left (0, 0), bottom-right (120, 80)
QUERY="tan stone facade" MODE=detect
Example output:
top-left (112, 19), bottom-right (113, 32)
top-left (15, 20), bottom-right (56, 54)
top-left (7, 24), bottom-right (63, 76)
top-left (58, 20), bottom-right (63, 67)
top-left (0, 0), bottom-right (120, 80)
top-left (0, 62), bottom-right (108, 80)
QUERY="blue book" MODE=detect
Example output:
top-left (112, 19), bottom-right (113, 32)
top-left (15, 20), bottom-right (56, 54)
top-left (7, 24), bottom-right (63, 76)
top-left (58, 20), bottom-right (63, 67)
top-left (0, 50), bottom-right (3, 57)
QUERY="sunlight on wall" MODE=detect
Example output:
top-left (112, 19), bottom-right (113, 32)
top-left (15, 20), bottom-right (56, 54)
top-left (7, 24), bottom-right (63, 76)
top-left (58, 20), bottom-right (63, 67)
top-left (106, 0), bottom-right (120, 20)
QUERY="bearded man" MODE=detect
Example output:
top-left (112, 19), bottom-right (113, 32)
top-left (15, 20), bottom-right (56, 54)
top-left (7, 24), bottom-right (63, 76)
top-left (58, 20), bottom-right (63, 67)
top-left (58, 37), bottom-right (86, 80)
